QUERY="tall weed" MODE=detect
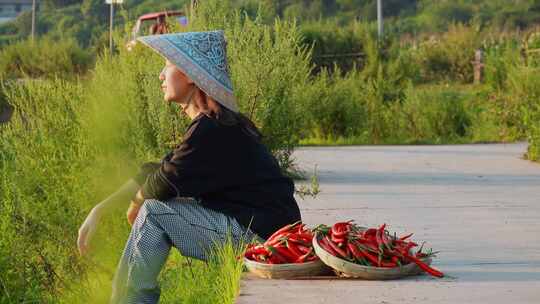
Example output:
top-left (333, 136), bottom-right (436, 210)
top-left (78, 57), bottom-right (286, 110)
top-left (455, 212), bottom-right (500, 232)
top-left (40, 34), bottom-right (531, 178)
top-left (399, 86), bottom-right (472, 144)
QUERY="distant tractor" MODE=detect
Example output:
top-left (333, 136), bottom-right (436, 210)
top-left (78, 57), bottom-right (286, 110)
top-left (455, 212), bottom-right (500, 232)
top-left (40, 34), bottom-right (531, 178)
top-left (126, 10), bottom-right (187, 51)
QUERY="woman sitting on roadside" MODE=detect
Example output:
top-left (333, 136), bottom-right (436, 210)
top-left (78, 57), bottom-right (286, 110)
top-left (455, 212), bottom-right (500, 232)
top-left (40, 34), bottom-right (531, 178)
top-left (77, 30), bottom-right (301, 304)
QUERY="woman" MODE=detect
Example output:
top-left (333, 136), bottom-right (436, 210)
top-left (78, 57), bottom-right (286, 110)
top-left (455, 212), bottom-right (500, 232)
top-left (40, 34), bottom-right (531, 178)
top-left (77, 30), bottom-right (301, 303)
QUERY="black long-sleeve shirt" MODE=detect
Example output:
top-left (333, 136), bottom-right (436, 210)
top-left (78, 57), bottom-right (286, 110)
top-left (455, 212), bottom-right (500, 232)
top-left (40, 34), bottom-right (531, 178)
top-left (133, 113), bottom-right (301, 239)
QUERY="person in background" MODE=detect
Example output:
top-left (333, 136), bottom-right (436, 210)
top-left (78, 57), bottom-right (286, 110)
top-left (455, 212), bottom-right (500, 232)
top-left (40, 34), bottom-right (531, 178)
top-left (149, 15), bottom-right (169, 35)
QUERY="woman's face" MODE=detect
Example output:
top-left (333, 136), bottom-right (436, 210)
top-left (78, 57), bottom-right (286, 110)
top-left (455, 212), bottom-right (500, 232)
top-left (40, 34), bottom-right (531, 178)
top-left (159, 60), bottom-right (194, 103)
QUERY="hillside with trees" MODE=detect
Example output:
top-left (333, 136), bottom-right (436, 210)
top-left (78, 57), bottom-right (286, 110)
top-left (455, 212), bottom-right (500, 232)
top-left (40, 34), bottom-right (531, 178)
top-left (3, 0), bottom-right (540, 49)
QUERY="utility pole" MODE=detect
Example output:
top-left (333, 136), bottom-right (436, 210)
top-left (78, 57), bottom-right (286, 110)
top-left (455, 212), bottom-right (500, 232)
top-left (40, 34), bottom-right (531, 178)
top-left (106, 0), bottom-right (123, 56)
top-left (377, 0), bottom-right (383, 40)
top-left (31, 0), bottom-right (36, 43)
top-left (109, 1), bottom-right (114, 55)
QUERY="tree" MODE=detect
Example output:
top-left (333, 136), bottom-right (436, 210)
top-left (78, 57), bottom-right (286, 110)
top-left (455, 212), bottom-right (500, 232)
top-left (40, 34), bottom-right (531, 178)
top-left (81, 0), bottom-right (108, 22)
top-left (42, 0), bottom-right (80, 9)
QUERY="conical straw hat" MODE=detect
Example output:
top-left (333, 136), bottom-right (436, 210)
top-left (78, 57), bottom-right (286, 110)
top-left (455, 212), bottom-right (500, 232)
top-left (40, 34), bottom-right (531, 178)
top-left (138, 30), bottom-right (238, 112)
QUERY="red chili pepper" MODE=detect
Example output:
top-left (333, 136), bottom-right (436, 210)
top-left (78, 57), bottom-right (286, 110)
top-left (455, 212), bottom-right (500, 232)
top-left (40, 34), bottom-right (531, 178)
top-left (266, 246), bottom-right (288, 264)
top-left (391, 255), bottom-right (401, 266)
top-left (295, 223), bottom-right (306, 234)
top-left (268, 255), bottom-right (281, 264)
top-left (275, 246), bottom-right (301, 263)
top-left (375, 224), bottom-right (388, 252)
top-left (331, 221), bottom-right (352, 238)
top-left (402, 242), bottom-right (418, 253)
top-left (349, 246), bottom-right (369, 265)
top-left (294, 233), bottom-right (314, 240)
top-left (306, 254), bottom-right (318, 261)
top-left (295, 247), bottom-right (314, 263)
top-left (395, 239), bottom-right (418, 247)
top-left (319, 237), bottom-right (339, 256)
top-left (297, 244), bottom-right (311, 254)
top-left (354, 240), bottom-right (385, 266)
top-left (347, 242), bottom-right (366, 262)
top-left (380, 227), bottom-right (394, 252)
top-left (287, 235), bottom-right (311, 246)
top-left (375, 230), bottom-right (384, 253)
top-left (399, 233), bottom-right (413, 241)
top-left (325, 235), bottom-right (349, 259)
top-left (312, 224), bottom-right (331, 235)
top-left (286, 241), bottom-right (304, 258)
top-left (273, 242), bottom-right (288, 249)
top-left (362, 228), bottom-right (377, 238)
top-left (331, 233), bottom-right (346, 244)
top-left (345, 243), bottom-right (352, 258)
top-left (245, 246), bottom-right (269, 257)
top-left (265, 232), bottom-right (290, 246)
top-left (360, 249), bottom-right (379, 266)
top-left (416, 252), bottom-right (428, 258)
top-left (266, 221), bottom-right (301, 243)
top-left (360, 234), bottom-right (379, 249)
top-left (355, 239), bottom-right (379, 253)
top-left (403, 253), bottom-right (444, 278)
top-left (380, 261), bottom-right (397, 268)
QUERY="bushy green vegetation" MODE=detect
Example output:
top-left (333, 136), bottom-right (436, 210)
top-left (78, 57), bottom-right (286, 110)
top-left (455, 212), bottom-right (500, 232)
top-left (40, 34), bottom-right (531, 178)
top-left (506, 66), bottom-right (540, 161)
top-left (0, 79), bottom-right (87, 303)
top-left (297, 23), bottom-right (540, 153)
top-left (2, 0), bottom-right (540, 303)
top-left (5, 0), bottom-right (540, 50)
top-left (0, 36), bottom-right (93, 79)
top-left (0, 0), bottom-right (317, 302)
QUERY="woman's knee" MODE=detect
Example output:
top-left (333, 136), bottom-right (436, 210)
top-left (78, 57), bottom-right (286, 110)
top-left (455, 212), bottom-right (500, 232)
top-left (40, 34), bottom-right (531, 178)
top-left (140, 199), bottom-right (177, 216)
top-left (132, 199), bottom-right (170, 228)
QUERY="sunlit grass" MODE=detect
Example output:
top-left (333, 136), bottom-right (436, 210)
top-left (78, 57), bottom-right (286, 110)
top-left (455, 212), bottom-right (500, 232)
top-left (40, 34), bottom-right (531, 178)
top-left (58, 233), bottom-right (245, 304)
top-left (299, 136), bottom-right (476, 146)
top-left (159, 237), bottom-right (245, 304)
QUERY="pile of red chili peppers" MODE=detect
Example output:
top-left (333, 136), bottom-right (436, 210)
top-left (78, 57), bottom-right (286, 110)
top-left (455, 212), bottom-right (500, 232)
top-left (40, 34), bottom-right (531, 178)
top-left (244, 221), bottom-right (319, 264)
top-left (315, 221), bottom-right (444, 278)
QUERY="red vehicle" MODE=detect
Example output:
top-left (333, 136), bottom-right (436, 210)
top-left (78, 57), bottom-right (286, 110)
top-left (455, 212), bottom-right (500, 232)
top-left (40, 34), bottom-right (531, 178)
top-left (126, 10), bottom-right (187, 51)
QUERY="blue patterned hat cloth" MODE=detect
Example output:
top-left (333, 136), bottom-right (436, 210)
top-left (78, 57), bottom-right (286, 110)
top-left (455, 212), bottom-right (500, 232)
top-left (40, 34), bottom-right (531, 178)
top-left (138, 30), bottom-right (239, 113)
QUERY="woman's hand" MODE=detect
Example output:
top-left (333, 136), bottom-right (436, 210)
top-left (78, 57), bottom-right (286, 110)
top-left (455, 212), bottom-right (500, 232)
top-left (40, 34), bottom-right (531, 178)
top-left (76, 180), bottom-right (141, 257)
top-left (127, 189), bottom-right (145, 226)
top-left (126, 201), bottom-right (142, 226)
top-left (77, 207), bottom-right (102, 257)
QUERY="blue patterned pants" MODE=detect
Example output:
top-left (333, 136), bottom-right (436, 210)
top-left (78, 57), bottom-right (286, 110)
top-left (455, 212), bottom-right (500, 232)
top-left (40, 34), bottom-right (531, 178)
top-left (110, 197), bottom-right (260, 304)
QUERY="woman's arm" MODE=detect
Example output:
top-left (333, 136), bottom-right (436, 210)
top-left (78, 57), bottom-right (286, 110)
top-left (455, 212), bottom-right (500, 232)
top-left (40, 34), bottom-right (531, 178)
top-left (77, 179), bottom-right (141, 256)
top-left (93, 178), bottom-right (140, 215)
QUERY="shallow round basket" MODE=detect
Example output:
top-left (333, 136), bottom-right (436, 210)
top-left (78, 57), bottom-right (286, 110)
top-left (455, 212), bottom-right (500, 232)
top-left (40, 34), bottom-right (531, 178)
top-left (312, 233), bottom-right (432, 280)
top-left (243, 257), bottom-right (330, 279)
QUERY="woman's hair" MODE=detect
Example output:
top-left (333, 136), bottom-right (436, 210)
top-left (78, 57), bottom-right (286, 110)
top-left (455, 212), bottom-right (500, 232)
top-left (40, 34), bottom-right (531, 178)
top-left (193, 89), bottom-right (263, 141)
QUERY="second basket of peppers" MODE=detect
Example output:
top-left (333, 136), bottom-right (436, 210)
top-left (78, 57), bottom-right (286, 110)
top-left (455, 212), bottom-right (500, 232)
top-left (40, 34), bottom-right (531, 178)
top-left (243, 221), bottom-right (331, 279)
top-left (312, 221), bottom-right (444, 280)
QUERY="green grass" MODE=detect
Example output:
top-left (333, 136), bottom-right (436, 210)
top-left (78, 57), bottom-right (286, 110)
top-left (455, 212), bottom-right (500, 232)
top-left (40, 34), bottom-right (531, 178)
top-left (57, 235), bottom-right (245, 304)
top-left (0, 2), bottom-right (311, 302)
top-left (298, 136), bottom-right (498, 147)
top-left (0, 69), bottom-right (247, 304)
top-left (299, 135), bottom-right (368, 146)
top-left (0, 45), bottom-right (245, 304)
top-left (159, 239), bottom-right (245, 304)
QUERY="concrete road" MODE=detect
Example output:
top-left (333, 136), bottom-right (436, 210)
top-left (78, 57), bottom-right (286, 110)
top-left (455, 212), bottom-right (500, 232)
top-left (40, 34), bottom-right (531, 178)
top-left (236, 143), bottom-right (540, 304)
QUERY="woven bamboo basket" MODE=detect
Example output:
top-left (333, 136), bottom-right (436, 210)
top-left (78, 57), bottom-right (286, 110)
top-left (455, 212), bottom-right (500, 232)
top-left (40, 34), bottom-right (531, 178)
top-left (243, 257), bottom-right (331, 279)
top-left (312, 233), bottom-right (432, 280)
